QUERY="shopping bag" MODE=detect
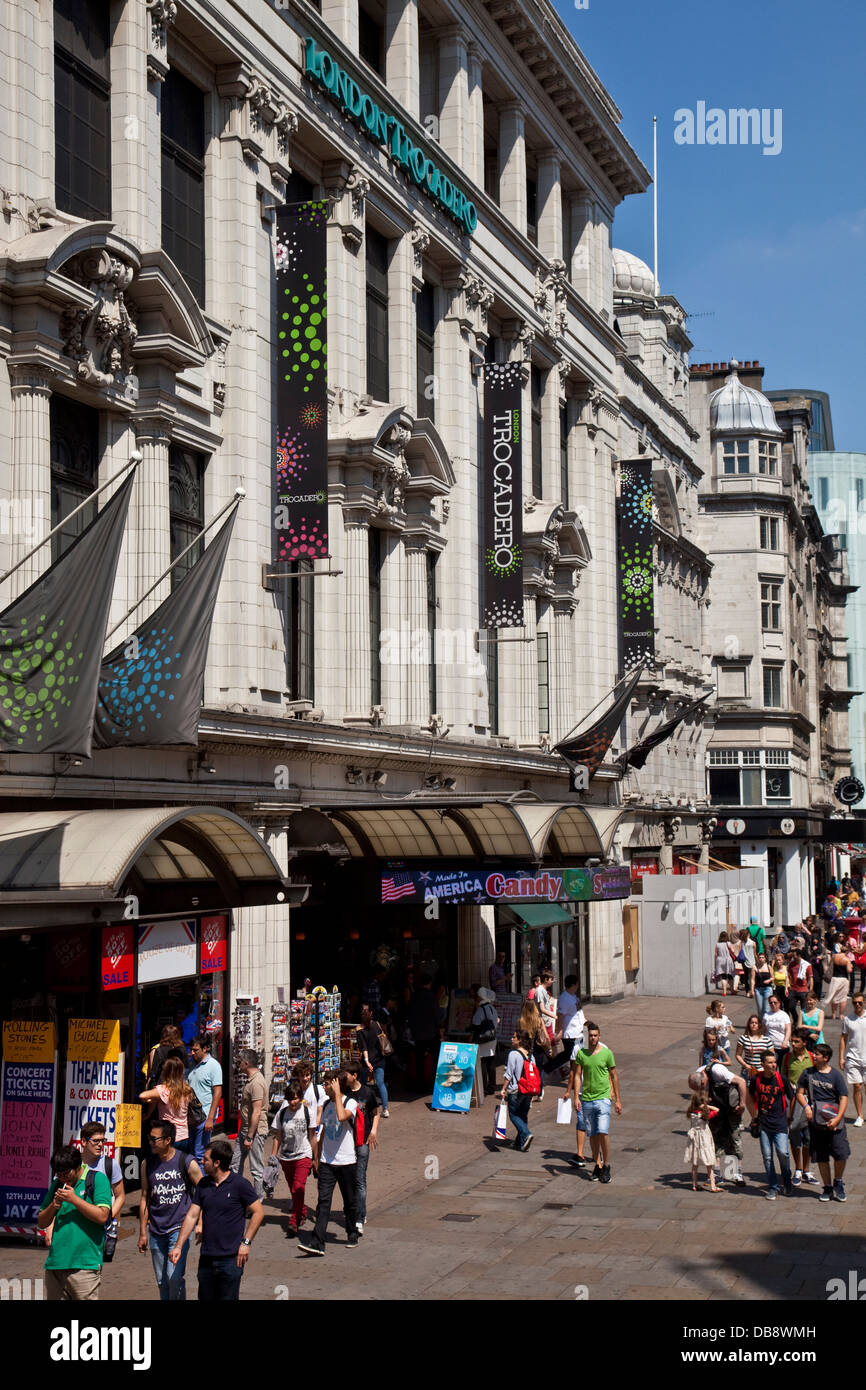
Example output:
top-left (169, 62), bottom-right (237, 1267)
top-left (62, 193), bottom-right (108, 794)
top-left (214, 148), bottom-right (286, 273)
top-left (556, 1098), bottom-right (573, 1126)
top-left (493, 1103), bottom-right (508, 1140)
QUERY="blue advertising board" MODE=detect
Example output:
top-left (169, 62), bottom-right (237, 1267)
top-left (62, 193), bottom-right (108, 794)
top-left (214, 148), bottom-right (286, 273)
top-left (431, 1042), bottom-right (479, 1113)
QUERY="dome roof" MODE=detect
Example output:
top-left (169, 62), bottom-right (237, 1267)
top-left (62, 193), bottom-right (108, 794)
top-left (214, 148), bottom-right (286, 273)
top-left (612, 247), bottom-right (656, 299)
top-left (709, 361), bottom-right (783, 435)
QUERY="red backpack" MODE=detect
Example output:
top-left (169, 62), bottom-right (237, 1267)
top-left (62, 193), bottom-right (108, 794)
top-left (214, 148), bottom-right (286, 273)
top-left (517, 1054), bottom-right (541, 1095)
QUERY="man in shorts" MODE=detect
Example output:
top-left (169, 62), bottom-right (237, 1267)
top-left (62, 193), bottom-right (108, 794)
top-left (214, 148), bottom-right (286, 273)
top-left (570, 1022), bottom-right (621, 1184)
top-left (795, 1043), bottom-right (850, 1202)
top-left (840, 992), bottom-right (866, 1126)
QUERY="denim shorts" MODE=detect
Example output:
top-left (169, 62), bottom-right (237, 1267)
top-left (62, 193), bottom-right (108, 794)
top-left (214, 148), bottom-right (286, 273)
top-left (579, 1098), bottom-right (611, 1136)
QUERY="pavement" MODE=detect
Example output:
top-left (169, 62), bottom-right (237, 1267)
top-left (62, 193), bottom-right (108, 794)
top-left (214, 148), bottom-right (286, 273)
top-left (4, 993), bottom-right (865, 1302)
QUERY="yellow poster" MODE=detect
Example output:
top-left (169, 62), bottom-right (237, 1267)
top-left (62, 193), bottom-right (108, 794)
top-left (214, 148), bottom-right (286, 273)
top-left (2, 1020), bottom-right (56, 1063)
top-left (67, 1019), bottom-right (121, 1062)
top-left (113, 1103), bottom-right (141, 1149)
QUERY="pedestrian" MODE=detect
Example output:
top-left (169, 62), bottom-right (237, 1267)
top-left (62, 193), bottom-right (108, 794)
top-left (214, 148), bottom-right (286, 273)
top-left (825, 937), bottom-right (853, 1020)
top-left (527, 972), bottom-right (541, 1002)
top-left (782, 1031), bottom-right (820, 1187)
top-left (406, 974), bottom-right (441, 1091)
top-left (770, 951), bottom-right (789, 1007)
top-left (748, 916), bottom-right (767, 959)
top-left (37, 1144), bottom-right (111, 1300)
top-left (267, 1079), bottom-right (316, 1236)
top-left (169, 1137), bottom-right (264, 1298)
top-left (799, 992), bottom-right (825, 1047)
top-left (697, 1060), bottom-right (748, 1187)
top-left (739, 928), bottom-right (756, 996)
top-left (356, 1003), bottom-right (392, 1117)
top-left (138, 1119), bottom-right (202, 1300)
top-left (775, 928), bottom-right (791, 957)
top-left (699, 1028), bottom-right (722, 1069)
top-left (78, 1121), bottom-right (125, 1260)
top-left (753, 952), bottom-right (773, 1016)
top-left (140, 1056), bottom-right (197, 1153)
top-left (786, 948), bottom-right (813, 1025)
top-left (734, 1015), bottom-right (773, 1081)
top-left (472, 987), bottom-right (500, 1096)
top-left (188, 1036), bottom-right (223, 1162)
top-left (498, 1028), bottom-right (538, 1152)
top-left (344, 1053), bottom-right (380, 1236)
top-left (747, 1049), bottom-right (794, 1200)
top-left (713, 932), bottom-right (735, 995)
top-left (145, 1024), bottom-right (188, 1086)
top-left (298, 1070), bottom-right (361, 1254)
top-left (488, 949), bottom-right (512, 994)
top-left (546, 975), bottom-right (585, 1076)
top-left (705, 1000), bottom-right (733, 1061)
top-left (535, 970), bottom-right (557, 1043)
top-left (840, 992), bottom-right (866, 1127)
top-left (795, 1043), bottom-right (850, 1202)
top-left (231, 1048), bottom-right (269, 1196)
top-left (684, 1089), bottom-right (721, 1192)
top-left (761, 994), bottom-right (792, 1067)
top-left (291, 1060), bottom-right (327, 1125)
top-left (518, 995), bottom-right (551, 1100)
top-left (362, 967), bottom-right (386, 1013)
top-left (571, 1021), bottom-right (622, 1184)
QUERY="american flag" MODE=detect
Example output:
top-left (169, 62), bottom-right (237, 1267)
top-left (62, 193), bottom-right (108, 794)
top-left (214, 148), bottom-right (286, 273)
top-left (382, 872), bottom-right (417, 903)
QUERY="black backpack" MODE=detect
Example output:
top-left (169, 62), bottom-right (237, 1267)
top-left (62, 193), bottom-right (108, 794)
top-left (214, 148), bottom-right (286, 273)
top-left (707, 1066), bottom-right (740, 1114)
top-left (83, 1165), bottom-right (117, 1263)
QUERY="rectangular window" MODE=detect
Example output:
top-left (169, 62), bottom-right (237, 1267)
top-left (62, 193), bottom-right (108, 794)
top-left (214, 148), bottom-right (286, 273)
top-left (760, 516), bottom-right (780, 550)
top-left (857, 479), bottom-right (865, 509)
top-left (366, 227), bottom-right (390, 401)
top-left (723, 440), bottom-right (750, 474)
top-left (531, 365), bottom-right (543, 498)
top-left (416, 281), bottom-right (435, 422)
top-left (358, 3), bottom-right (384, 75)
top-left (161, 68), bottom-right (206, 306)
top-left (49, 395), bottom-right (100, 562)
top-left (765, 749), bottom-right (789, 765)
top-left (169, 447), bottom-right (206, 589)
top-left (537, 630), bottom-right (550, 736)
top-left (819, 477), bottom-right (829, 509)
top-left (54, 0), bottom-right (111, 220)
top-left (708, 767), bottom-right (740, 805)
top-left (758, 440), bottom-right (779, 476)
top-left (761, 581), bottom-right (782, 630)
top-left (742, 749), bottom-right (761, 765)
top-left (764, 768), bottom-right (791, 802)
top-left (485, 631), bottom-right (498, 734)
top-left (741, 768), bottom-right (762, 805)
top-left (426, 551), bottom-right (437, 715)
top-left (762, 664), bottom-right (782, 708)
top-left (369, 528), bottom-right (382, 705)
top-left (282, 561), bottom-right (315, 702)
top-left (708, 749), bottom-right (739, 765)
top-left (560, 403), bottom-right (569, 508)
top-left (717, 666), bottom-right (747, 699)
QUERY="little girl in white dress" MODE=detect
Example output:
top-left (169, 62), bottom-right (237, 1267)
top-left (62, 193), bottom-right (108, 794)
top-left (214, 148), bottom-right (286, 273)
top-left (684, 1091), bottom-right (720, 1192)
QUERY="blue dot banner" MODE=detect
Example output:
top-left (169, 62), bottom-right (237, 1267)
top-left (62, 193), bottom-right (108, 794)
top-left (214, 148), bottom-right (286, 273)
top-left (618, 458), bottom-right (655, 672)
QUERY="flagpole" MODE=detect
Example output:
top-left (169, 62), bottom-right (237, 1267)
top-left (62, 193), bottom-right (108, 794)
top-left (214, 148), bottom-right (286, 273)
top-left (0, 453), bottom-right (141, 587)
top-left (103, 489), bottom-right (244, 643)
top-left (556, 662), bottom-right (645, 748)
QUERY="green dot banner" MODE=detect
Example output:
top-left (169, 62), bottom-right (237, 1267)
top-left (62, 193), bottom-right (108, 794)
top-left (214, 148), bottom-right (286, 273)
top-left (483, 361), bottom-right (524, 628)
top-left (618, 458), bottom-right (655, 672)
top-left (274, 201), bottom-right (329, 567)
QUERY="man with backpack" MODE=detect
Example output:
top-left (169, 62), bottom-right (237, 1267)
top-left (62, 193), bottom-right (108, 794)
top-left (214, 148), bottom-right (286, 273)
top-left (747, 1049), bottom-right (794, 1199)
top-left (138, 1118), bottom-right (203, 1299)
top-left (700, 1060), bottom-right (748, 1187)
top-left (298, 1069), bottom-right (361, 1255)
top-left (344, 1053), bottom-right (380, 1236)
top-left (499, 1027), bottom-right (539, 1151)
top-left (571, 1022), bottom-right (621, 1183)
top-left (37, 1144), bottom-right (112, 1300)
top-left (79, 1121), bottom-right (125, 1264)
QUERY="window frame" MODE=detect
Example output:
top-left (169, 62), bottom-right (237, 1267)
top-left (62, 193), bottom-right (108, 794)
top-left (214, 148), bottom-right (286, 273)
top-left (415, 280), bottom-right (436, 422)
top-left (168, 446), bottom-right (207, 591)
top-left (161, 66), bottom-right (207, 307)
top-left (760, 516), bottom-right (780, 551)
top-left (722, 439), bottom-right (750, 475)
top-left (760, 580), bottom-right (782, 631)
top-left (536, 629), bottom-right (550, 737)
top-left (762, 663), bottom-right (783, 708)
top-left (365, 226), bottom-right (390, 402)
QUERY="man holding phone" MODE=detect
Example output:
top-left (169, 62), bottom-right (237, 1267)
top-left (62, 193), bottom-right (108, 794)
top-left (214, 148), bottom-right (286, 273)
top-left (297, 1069), bottom-right (360, 1255)
top-left (37, 1144), bottom-right (112, 1301)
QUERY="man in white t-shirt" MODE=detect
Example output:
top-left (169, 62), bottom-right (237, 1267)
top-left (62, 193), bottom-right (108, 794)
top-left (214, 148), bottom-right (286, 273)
top-left (840, 993), bottom-right (866, 1126)
top-left (297, 1071), bottom-right (359, 1255)
top-left (545, 977), bottom-right (584, 1075)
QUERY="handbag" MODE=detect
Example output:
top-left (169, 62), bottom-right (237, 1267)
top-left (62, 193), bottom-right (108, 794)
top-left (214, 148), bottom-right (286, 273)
top-left (376, 1025), bottom-right (394, 1058)
top-left (186, 1090), bottom-right (205, 1130)
top-left (473, 1004), bottom-right (497, 1046)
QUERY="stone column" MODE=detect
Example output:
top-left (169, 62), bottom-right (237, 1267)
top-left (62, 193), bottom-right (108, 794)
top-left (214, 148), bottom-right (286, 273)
top-left (8, 366), bottom-right (52, 595)
top-left (232, 824), bottom-right (291, 1077)
top-left (498, 102), bottom-right (527, 238)
top-left (569, 193), bottom-right (595, 308)
top-left (379, 528), bottom-right (407, 722)
top-left (390, 231), bottom-right (416, 411)
top-left (131, 411), bottom-right (172, 603)
top-left (457, 904), bottom-right (496, 987)
top-left (385, 0), bottom-right (419, 121)
top-left (100, 411), bottom-right (139, 645)
top-left (466, 44), bottom-right (484, 188)
top-left (403, 536), bottom-right (430, 724)
top-left (344, 510), bottom-right (372, 714)
top-left (541, 365), bottom-right (560, 501)
top-left (536, 149), bottom-right (563, 263)
top-left (518, 591), bottom-right (539, 744)
top-left (325, 169), bottom-right (368, 404)
top-left (437, 25), bottom-right (469, 170)
top-left (111, 0), bottom-right (161, 247)
top-left (551, 597), bottom-right (575, 744)
top-left (321, 0), bottom-right (357, 48)
top-left (596, 204), bottom-right (614, 321)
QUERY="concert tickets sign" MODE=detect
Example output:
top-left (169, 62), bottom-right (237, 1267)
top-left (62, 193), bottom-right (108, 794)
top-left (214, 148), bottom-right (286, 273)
top-left (274, 201), bottom-right (329, 567)
top-left (380, 865), bottom-right (630, 904)
top-left (618, 459), bottom-right (655, 671)
top-left (482, 361), bottom-right (524, 628)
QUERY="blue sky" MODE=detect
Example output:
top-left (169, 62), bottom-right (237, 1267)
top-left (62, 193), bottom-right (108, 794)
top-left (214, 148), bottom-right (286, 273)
top-left (553, 0), bottom-right (866, 450)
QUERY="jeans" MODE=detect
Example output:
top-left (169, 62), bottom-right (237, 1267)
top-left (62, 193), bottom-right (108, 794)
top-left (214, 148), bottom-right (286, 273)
top-left (754, 985), bottom-right (773, 1017)
top-left (355, 1145), bottom-right (370, 1222)
top-left (173, 1137), bottom-right (191, 1154)
top-left (197, 1253), bottom-right (244, 1301)
top-left (372, 1064), bottom-right (389, 1111)
top-left (149, 1227), bottom-right (189, 1301)
top-left (544, 1038), bottom-right (578, 1073)
top-left (231, 1132), bottom-right (265, 1197)
top-left (507, 1092), bottom-right (532, 1145)
top-left (312, 1162), bottom-right (358, 1246)
top-left (279, 1155), bottom-right (312, 1225)
top-left (192, 1121), bottom-right (213, 1162)
top-left (758, 1127), bottom-right (791, 1189)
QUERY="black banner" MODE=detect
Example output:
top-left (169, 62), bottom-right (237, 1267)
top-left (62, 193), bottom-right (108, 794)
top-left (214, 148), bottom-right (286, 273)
top-left (482, 361), bottom-right (524, 628)
top-left (555, 664), bottom-right (644, 784)
top-left (617, 459), bottom-right (655, 672)
top-left (274, 200), bottom-right (329, 567)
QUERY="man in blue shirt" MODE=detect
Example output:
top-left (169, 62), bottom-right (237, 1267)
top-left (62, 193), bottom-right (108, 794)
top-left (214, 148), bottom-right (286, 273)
top-left (188, 1036), bottom-right (223, 1162)
top-left (169, 1137), bottom-right (263, 1300)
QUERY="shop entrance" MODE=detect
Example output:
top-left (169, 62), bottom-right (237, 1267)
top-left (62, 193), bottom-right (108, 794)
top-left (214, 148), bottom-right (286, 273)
top-left (135, 972), bottom-right (226, 1086)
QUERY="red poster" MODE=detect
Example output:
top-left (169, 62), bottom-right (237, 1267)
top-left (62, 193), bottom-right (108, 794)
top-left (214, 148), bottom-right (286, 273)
top-left (101, 923), bottom-right (134, 991)
top-left (630, 856), bottom-right (659, 880)
top-left (200, 915), bottom-right (227, 975)
top-left (46, 930), bottom-right (90, 992)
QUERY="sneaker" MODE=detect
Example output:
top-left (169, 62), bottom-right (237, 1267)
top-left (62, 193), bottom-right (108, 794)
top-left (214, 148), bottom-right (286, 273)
top-left (567, 1155), bottom-right (587, 1168)
top-left (297, 1237), bottom-right (325, 1255)
top-left (803, 1171), bottom-right (820, 1186)
top-left (356, 1221), bottom-right (364, 1237)
top-left (792, 1171), bottom-right (802, 1186)
top-left (381, 1109), bottom-right (390, 1118)
top-left (833, 1180), bottom-right (847, 1202)
top-left (589, 1164), bottom-right (603, 1181)
top-left (733, 1174), bottom-right (746, 1187)
top-left (854, 1117), bottom-right (864, 1128)
top-left (764, 1187), bottom-right (778, 1201)
top-left (819, 1185), bottom-right (833, 1202)
top-left (346, 1234), bottom-right (360, 1248)
top-left (599, 1164), bottom-right (612, 1184)
top-left (520, 1133), bottom-right (534, 1152)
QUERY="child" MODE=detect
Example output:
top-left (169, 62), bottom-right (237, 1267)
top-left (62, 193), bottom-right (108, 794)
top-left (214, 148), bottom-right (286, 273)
top-left (684, 1090), bottom-right (720, 1192)
top-left (699, 1028), bottom-right (721, 1069)
top-left (706, 1000), bottom-right (732, 1061)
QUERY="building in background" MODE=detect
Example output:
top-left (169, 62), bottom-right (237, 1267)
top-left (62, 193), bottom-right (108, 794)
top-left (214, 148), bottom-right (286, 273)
top-left (765, 388), bottom-right (834, 453)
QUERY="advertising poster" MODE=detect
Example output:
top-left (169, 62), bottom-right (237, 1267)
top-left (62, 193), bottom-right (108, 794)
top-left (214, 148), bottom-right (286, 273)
top-left (494, 995), bottom-right (524, 1045)
top-left (482, 360), bottom-right (524, 627)
top-left (431, 1042), bottom-right (479, 1113)
top-left (381, 865), bottom-right (630, 905)
top-left (137, 919), bottom-right (196, 986)
top-left (101, 923), bottom-right (135, 991)
top-left (64, 1020), bottom-right (125, 1158)
top-left (0, 1022), bottom-right (57, 1228)
top-left (200, 914), bottom-right (227, 975)
top-left (617, 459), bottom-right (655, 672)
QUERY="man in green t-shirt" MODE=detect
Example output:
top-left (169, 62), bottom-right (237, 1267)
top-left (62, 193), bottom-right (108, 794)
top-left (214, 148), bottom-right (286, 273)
top-left (37, 1143), bottom-right (112, 1301)
top-left (571, 1023), bottom-right (622, 1184)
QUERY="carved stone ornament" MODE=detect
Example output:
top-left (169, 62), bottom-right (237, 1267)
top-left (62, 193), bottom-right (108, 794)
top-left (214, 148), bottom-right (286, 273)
top-left (375, 455), bottom-right (411, 518)
top-left (346, 169), bottom-right (371, 218)
top-left (410, 223), bottom-right (431, 272)
top-left (534, 259), bottom-right (568, 340)
top-left (146, 0), bottom-right (177, 82)
top-left (59, 250), bottom-right (139, 398)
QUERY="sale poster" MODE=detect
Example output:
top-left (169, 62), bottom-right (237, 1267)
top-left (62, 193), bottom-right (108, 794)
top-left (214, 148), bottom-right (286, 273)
top-left (101, 923), bottom-right (134, 991)
top-left (200, 915), bottom-right (227, 975)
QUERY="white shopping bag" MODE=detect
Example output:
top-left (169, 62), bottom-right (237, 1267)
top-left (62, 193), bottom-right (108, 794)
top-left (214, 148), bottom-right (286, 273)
top-left (494, 1103), bottom-right (508, 1140)
top-left (556, 1097), bottom-right (573, 1126)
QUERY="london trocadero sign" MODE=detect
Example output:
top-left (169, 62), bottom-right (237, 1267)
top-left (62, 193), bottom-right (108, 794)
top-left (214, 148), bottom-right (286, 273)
top-left (303, 37), bottom-right (478, 236)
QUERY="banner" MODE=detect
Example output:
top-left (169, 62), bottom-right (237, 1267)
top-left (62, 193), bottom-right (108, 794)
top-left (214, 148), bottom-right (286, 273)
top-left (200, 914), bottom-right (227, 975)
top-left (617, 460), bottom-right (655, 672)
top-left (63, 1054), bottom-right (124, 1158)
top-left (482, 361), bottom-right (523, 628)
top-left (274, 201), bottom-right (329, 568)
top-left (93, 510), bottom-right (236, 747)
top-left (617, 692), bottom-right (712, 773)
top-left (137, 919), bottom-right (196, 985)
top-left (0, 472), bottom-right (134, 756)
top-left (101, 924), bottom-right (135, 991)
top-left (380, 865), bottom-right (630, 905)
top-left (431, 1042), bottom-right (479, 1113)
top-left (555, 664), bottom-right (644, 784)
top-left (46, 930), bottom-right (90, 993)
top-left (0, 1051), bottom-right (56, 1227)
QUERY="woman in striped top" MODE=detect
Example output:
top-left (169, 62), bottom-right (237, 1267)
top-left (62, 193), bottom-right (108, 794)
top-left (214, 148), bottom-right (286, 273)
top-left (735, 1014), bottom-right (774, 1080)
